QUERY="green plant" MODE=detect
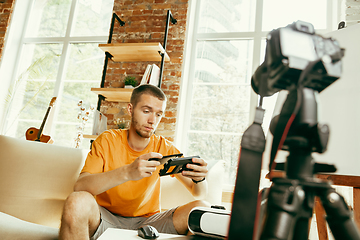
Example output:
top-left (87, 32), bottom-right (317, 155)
top-left (114, 118), bottom-right (129, 129)
top-left (124, 76), bottom-right (137, 87)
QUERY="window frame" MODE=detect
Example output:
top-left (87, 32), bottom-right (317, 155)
top-left (175, 0), bottom-right (343, 184)
top-left (0, 0), bottom-right (111, 144)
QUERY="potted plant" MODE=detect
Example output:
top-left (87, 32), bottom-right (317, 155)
top-left (124, 76), bottom-right (137, 88)
top-left (114, 118), bottom-right (129, 129)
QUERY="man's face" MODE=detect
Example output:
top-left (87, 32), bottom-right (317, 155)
top-left (129, 94), bottom-right (166, 138)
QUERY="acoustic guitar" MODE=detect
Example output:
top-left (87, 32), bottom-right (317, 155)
top-left (25, 97), bottom-right (56, 144)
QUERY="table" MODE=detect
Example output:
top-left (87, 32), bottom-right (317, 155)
top-left (98, 228), bottom-right (188, 240)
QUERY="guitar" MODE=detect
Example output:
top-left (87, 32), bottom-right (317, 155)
top-left (25, 97), bottom-right (56, 144)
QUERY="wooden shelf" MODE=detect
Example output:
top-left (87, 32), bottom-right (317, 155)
top-left (98, 42), bottom-right (170, 62)
top-left (91, 88), bottom-right (133, 102)
top-left (83, 134), bottom-right (97, 140)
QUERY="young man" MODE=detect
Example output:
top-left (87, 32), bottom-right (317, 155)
top-left (59, 84), bottom-right (209, 240)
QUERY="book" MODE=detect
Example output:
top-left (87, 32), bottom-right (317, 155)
top-left (148, 64), bottom-right (160, 86)
top-left (140, 64), bottom-right (152, 85)
top-left (92, 110), bottom-right (107, 135)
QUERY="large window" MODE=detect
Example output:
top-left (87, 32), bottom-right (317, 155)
top-left (177, 0), bottom-right (343, 185)
top-left (0, 0), bottom-right (114, 148)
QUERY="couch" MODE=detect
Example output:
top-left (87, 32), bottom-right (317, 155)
top-left (0, 135), bottom-right (225, 240)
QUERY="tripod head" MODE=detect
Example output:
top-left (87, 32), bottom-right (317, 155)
top-left (270, 88), bottom-right (327, 154)
top-left (270, 86), bottom-right (335, 179)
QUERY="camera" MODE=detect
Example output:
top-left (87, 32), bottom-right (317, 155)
top-left (251, 20), bottom-right (345, 97)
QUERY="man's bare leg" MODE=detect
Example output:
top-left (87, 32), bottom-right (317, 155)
top-left (172, 200), bottom-right (211, 234)
top-left (59, 191), bottom-right (101, 240)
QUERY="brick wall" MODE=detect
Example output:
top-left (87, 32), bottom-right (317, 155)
top-left (100, 0), bottom-right (188, 142)
top-left (0, 0), bottom-right (15, 62)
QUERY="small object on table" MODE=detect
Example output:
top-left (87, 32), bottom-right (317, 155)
top-left (138, 225), bottom-right (160, 239)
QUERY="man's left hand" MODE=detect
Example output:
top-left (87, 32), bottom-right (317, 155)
top-left (181, 157), bottom-right (208, 182)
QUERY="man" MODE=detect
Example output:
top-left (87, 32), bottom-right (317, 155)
top-left (59, 84), bottom-right (209, 240)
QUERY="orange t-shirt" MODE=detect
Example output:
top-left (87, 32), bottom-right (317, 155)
top-left (81, 129), bottom-right (180, 217)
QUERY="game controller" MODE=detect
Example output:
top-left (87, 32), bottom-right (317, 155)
top-left (149, 154), bottom-right (200, 176)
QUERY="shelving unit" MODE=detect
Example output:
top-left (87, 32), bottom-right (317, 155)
top-left (84, 11), bottom-right (177, 140)
top-left (94, 10), bottom-right (176, 104)
top-left (93, 41), bottom-right (172, 102)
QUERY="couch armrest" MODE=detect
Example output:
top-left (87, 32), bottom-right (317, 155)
top-left (0, 135), bottom-right (88, 228)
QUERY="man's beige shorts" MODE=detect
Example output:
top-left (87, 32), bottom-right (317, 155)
top-left (91, 206), bottom-right (178, 240)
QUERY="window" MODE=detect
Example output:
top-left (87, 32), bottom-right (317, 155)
top-left (0, 0), bottom-right (114, 148)
top-left (176, 0), bottom-right (342, 185)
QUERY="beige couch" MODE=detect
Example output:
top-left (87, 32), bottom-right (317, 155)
top-left (0, 135), bottom-right (225, 240)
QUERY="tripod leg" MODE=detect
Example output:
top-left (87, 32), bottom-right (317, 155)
top-left (260, 180), bottom-right (305, 240)
top-left (320, 188), bottom-right (360, 240)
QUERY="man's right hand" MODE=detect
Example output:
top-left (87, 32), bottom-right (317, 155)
top-left (74, 153), bottom-right (162, 196)
top-left (125, 152), bottom-right (162, 181)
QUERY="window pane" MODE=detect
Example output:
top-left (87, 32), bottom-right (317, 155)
top-left (57, 82), bottom-right (97, 123)
top-left (187, 132), bottom-right (241, 184)
top-left (54, 43), bottom-right (105, 148)
top-left (3, 43), bottom-right (62, 138)
top-left (190, 85), bottom-right (250, 132)
top-left (262, 0), bottom-right (327, 31)
top-left (65, 43), bottom-right (105, 81)
top-left (26, 0), bottom-right (72, 37)
top-left (7, 81), bottom-right (56, 138)
top-left (194, 40), bottom-right (253, 84)
top-left (191, 40), bottom-right (252, 132)
top-left (52, 122), bottom-right (93, 148)
top-left (54, 82), bottom-right (98, 148)
top-left (188, 39), bottom-right (252, 184)
top-left (198, 0), bottom-right (256, 33)
top-left (71, 0), bottom-right (114, 37)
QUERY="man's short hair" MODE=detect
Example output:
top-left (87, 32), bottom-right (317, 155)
top-left (130, 84), bottom-right (167, 107)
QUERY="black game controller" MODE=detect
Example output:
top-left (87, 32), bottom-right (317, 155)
top-left (149, 154), bottom-right (200, 176)
top-left (148, 153), bottom-right (183, 165)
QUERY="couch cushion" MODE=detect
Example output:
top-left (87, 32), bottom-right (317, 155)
top-left (0, 212), bottom-right (58, 240)
top-left (160, 160), bottom-right (226, 210)
top-left (0, 135), bottom-right (88, 228)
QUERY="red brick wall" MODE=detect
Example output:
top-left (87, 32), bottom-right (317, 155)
top-left (101, 0), bottom-right (188, 141)
top-left (0, 0), bottom-right (15, 62)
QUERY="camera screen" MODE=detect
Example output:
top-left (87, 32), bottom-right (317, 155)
top-left (280, 28), bottom-right (318, 62)
top-left (300, 25), bottom-right (310, 32)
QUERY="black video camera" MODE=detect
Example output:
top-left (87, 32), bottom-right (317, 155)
top-left (251, 20), bottom-right (344, 97)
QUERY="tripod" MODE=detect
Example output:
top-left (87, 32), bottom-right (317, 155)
top-left (260, 87), bottom-right (360, 240)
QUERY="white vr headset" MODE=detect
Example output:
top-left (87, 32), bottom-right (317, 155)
top-left (188, 206), bottom-right (231, 239)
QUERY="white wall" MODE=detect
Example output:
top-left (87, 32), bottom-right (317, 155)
top-left (313, 23), bottom-right (360, 176)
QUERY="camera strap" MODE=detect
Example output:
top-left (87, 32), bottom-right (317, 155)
top-left (228, 106), bottom-right (266, 240)
top-left (269, 88), bottom-right (302, 172)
